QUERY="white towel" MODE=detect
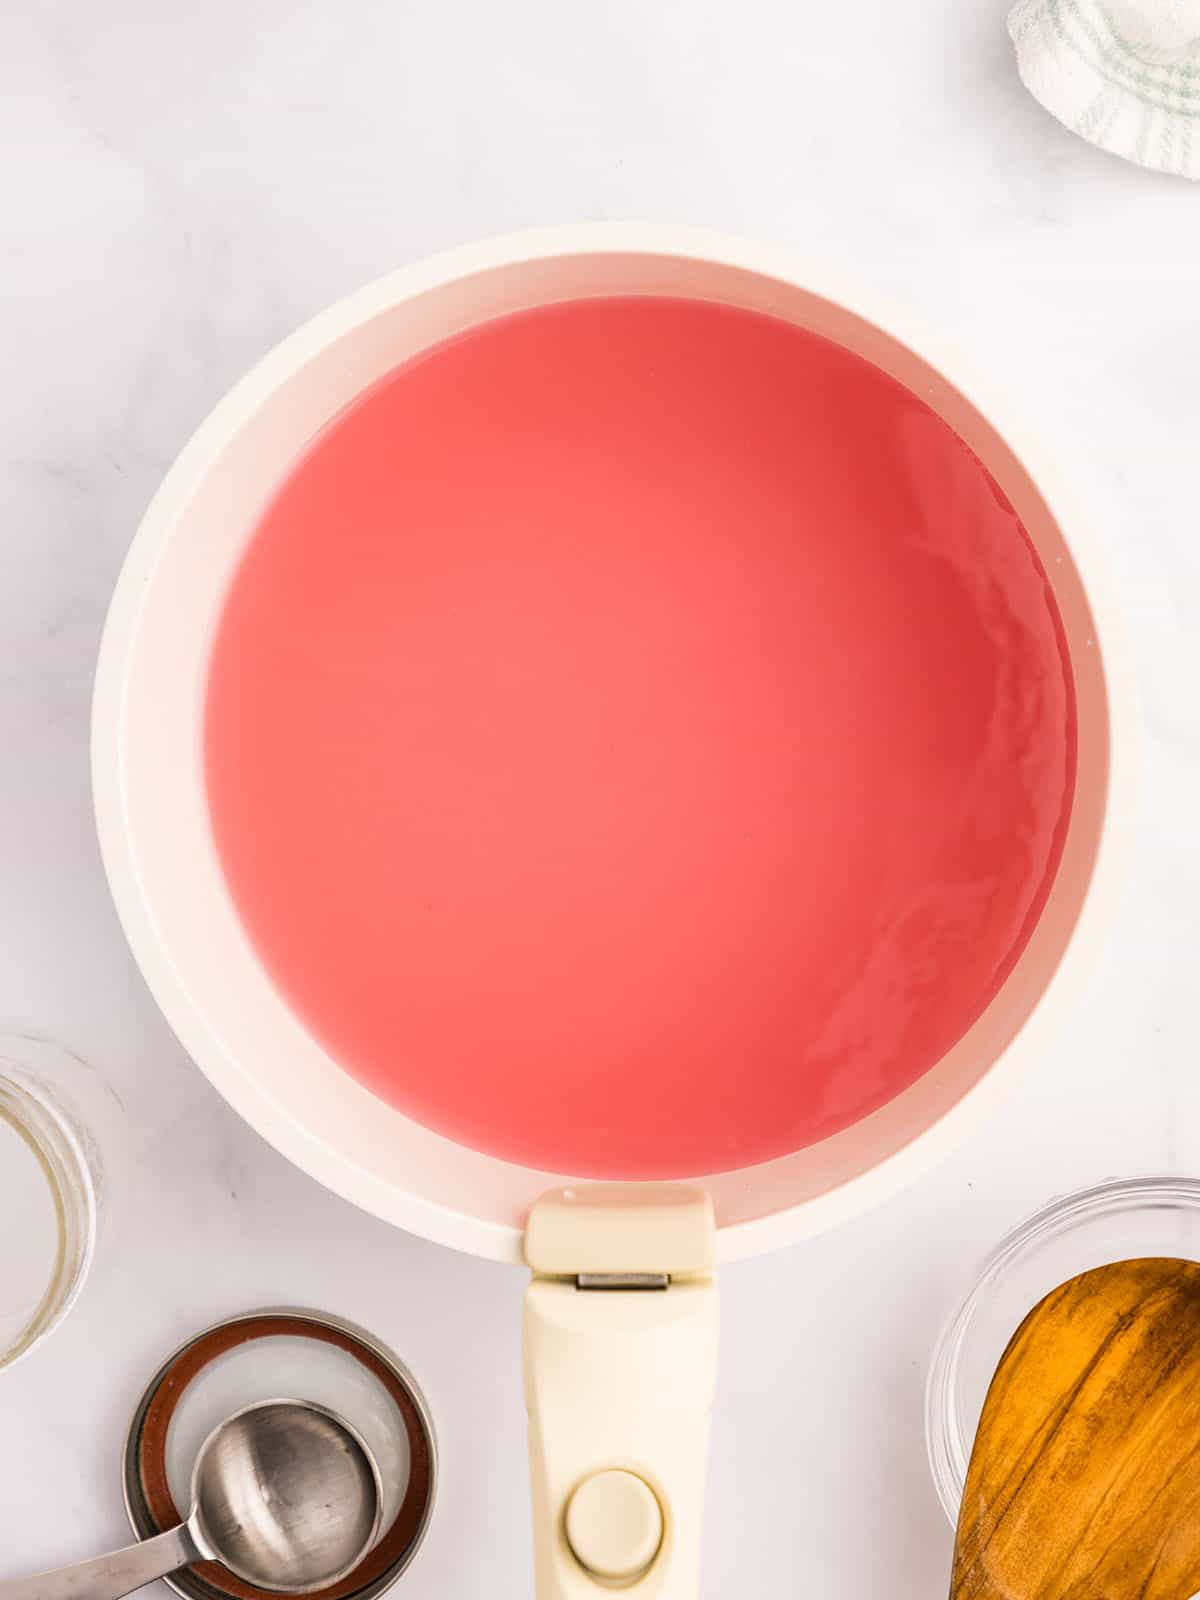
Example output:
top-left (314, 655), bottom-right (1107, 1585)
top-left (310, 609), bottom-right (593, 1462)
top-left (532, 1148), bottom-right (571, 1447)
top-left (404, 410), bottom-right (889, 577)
top-left (1008, 0), bottom-right (1200, 179)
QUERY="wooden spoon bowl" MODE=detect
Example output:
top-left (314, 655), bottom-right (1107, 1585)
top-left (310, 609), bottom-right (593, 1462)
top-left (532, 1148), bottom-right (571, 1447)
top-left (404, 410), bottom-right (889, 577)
top-left (951, 1257), bottom-right (1200, 1600)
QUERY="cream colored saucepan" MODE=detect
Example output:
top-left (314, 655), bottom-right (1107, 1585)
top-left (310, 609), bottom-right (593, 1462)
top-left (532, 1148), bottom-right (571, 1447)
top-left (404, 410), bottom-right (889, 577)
top-left (92, 226), bottom-right (1129, 1598)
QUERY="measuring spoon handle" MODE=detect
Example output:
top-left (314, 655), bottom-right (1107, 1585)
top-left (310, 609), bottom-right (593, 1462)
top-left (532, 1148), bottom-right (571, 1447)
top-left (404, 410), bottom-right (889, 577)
top-left (0, 1522), bottom-right (200, 1600)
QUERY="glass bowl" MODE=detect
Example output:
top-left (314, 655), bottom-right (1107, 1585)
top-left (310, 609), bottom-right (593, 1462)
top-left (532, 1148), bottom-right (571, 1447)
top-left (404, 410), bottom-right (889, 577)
top-left (0, 1065), bottom-right (96, 1368)
top-left (0, 1034), bottom-right (128, 1370)
top-left (925, 1177), bottom-right (1200, 1523)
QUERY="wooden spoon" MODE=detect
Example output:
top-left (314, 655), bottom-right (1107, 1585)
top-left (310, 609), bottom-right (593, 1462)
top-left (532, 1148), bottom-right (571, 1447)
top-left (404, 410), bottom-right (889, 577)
top-left (950, 1257), bottom-right (1200, 1600)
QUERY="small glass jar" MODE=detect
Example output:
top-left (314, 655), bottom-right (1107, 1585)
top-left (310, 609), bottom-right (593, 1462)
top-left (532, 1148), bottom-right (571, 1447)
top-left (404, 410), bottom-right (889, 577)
top-left (0, 1036), bottom-right (120, 1369)
top-left (925, 1177), bottom-right (1200, 1523)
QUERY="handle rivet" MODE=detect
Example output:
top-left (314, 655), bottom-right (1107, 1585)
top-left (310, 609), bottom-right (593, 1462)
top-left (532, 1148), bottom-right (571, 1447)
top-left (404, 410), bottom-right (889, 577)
top-left (565, 1469), bottom-right (663, 1582)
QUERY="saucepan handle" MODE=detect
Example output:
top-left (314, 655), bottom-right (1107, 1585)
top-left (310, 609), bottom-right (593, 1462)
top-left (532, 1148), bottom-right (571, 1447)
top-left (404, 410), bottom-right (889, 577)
top-left (523, 1185), bottom-right (719, 1599)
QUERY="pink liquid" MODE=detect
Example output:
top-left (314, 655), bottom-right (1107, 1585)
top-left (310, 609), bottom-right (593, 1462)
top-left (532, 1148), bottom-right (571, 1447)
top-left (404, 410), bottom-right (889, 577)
top-left (205, 296), bottom-right (1076, 1179)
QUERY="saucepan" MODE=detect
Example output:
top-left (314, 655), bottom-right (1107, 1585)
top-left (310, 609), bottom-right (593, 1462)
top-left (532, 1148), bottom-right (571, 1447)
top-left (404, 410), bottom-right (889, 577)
top-left (92, 225), bottom-right (1129, 1598)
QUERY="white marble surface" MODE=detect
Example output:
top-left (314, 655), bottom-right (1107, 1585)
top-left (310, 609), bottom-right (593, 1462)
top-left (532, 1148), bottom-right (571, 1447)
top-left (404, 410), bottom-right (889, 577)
top-left (2, 0), bottom-right (1198, 1593)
